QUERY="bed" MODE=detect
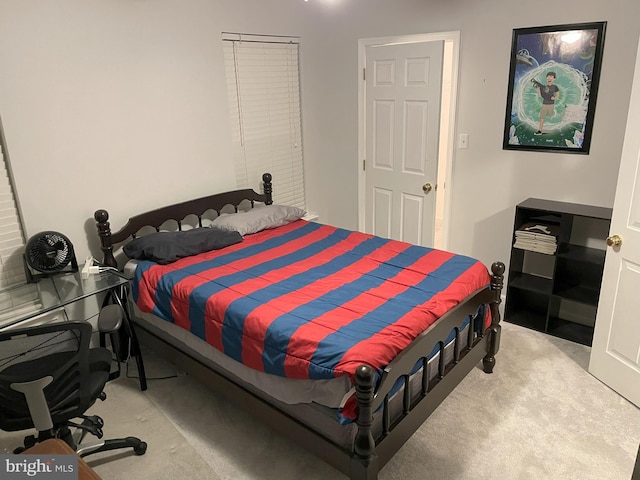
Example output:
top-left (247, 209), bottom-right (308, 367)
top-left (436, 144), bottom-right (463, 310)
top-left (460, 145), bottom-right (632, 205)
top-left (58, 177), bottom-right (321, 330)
top-left (93, 173), bottom-right (504, 480)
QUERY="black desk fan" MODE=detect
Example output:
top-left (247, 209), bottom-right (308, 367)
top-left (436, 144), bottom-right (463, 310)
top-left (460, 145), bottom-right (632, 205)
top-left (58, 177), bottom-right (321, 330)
top-left (23, 231), bottom-right (78, 283)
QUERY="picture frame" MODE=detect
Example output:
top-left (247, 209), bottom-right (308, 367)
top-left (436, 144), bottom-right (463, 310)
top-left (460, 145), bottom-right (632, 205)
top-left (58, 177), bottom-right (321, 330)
top-left (502, 22), bottom-right (607, 154)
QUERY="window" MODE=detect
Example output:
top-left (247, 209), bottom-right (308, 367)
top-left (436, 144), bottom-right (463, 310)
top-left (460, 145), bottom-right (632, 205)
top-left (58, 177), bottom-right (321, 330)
top-left (0, 142), bottom-right (26, 290)
top-left (0, 134), bottom-right (45, 325)
top-left (223, 33), bottom-right (305, 209)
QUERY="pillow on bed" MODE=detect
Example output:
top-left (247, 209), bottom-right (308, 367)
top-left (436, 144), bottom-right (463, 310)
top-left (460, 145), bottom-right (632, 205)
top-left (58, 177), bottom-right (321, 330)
top-left (123, 227), bottom-right (242, 264)
top-left (211, 204), bottom-right (306, 236)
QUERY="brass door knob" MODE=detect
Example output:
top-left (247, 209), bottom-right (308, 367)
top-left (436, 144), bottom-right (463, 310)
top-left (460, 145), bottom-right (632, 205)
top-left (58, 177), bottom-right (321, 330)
top-left (606, 234), bottom-right (622, 247)
top-left (422, 183), bottom-right (433, 194)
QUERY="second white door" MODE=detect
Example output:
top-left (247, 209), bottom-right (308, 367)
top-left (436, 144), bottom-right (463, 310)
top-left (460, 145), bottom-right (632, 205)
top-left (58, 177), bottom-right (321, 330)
top-left (364, 41), bottom-right (444, 246)
top-left (589, 36), bottom-right (640, 408)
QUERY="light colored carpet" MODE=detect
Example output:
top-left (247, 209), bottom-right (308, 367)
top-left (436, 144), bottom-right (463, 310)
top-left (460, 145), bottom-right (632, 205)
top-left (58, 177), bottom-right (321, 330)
top-left (1, 322), bottom-right (639, 479)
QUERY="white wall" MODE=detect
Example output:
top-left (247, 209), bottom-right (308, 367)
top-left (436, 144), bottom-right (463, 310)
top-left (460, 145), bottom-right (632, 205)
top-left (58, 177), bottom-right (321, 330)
top-left (0, 0), bottom-right (638, 272)
top-left (0, 0), bottom-right (307, 260)
top-left (297, 0), bottom-right (640, 269)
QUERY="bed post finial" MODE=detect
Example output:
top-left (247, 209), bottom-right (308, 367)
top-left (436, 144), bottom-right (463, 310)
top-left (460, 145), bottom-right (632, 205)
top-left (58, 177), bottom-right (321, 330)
top-left (262, 172), bottom-right (273, 205)
top-left (483, 261), bottom-right (505, 374)
top-left (352, 364), bottom-right (378, 479)
top-left (94, 209), bottom-right (117, 268)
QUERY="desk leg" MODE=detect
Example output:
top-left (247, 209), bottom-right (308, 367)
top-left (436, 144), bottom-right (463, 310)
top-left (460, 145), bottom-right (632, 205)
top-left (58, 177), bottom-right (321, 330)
top-left (108, 286), bottom-right (148, 391)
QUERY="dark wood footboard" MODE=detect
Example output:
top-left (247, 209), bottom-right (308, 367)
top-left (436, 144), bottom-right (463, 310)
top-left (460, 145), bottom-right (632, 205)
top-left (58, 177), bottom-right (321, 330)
top-left (349, 261), bottom-right (504, 479)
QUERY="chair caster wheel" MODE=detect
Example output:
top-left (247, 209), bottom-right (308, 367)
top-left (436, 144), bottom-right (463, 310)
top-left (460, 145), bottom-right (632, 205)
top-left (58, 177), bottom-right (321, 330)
top-left (92, 416), bottom-right (104, 428)
top-left (134, 442), bottom-right (147, 456)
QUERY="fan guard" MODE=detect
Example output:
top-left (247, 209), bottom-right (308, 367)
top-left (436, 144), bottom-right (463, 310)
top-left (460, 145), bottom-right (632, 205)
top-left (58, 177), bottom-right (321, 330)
top-left (23, 231), bottom-right (78, 282)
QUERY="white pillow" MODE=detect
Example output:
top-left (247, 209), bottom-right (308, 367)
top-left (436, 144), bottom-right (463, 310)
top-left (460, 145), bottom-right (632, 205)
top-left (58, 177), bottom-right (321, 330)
top-left (212, 204), bottom-right (306, 236)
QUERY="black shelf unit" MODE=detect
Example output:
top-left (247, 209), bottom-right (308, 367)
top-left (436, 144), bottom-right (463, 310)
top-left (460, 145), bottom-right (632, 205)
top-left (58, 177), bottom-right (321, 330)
top-left (504, 198), bottom-right (612, 346)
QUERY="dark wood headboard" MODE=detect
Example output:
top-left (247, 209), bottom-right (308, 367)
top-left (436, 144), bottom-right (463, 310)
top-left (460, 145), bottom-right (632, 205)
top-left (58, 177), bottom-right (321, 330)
top-left (94, 173), bottom-right (273, 268)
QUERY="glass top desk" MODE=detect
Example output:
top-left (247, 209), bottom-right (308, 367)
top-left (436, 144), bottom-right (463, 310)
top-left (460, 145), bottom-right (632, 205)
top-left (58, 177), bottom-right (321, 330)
top-left (0, 271), bottom-right (128, 330)
top-left (0, 270), bottom-right (147, 390)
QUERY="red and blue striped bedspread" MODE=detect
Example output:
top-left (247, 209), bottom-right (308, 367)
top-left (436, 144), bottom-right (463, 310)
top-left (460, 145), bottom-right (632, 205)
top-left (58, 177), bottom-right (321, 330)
top-left (132, 220), bottom-right (491, 383)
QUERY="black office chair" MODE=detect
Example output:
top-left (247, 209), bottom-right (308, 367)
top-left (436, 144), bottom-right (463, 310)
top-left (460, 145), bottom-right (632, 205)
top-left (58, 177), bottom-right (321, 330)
top-left (0, 315), bottom-right (147, 458)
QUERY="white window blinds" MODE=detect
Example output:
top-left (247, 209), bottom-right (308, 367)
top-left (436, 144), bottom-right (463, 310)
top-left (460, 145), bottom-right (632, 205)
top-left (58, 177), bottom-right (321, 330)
top-left (0, 144), bottom-right (26, 289)
top-left (223, 33), bottom-right (305, 209)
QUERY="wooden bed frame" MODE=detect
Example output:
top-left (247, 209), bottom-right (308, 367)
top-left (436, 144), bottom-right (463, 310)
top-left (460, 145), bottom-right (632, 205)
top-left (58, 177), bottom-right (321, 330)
top-left (94, 173), bottom-right (505, 480)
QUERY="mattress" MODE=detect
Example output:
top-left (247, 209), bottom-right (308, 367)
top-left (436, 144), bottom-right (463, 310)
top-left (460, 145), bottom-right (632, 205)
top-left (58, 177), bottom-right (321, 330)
top-left (130, 221), bottom-right (490, 382)
top-left (133, 305), bottom-right (352, 407)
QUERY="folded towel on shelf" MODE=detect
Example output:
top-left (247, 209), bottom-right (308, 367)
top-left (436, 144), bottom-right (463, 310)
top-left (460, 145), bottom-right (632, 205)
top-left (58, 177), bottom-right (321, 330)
top-left (514, 222), bottom-right (559, 254)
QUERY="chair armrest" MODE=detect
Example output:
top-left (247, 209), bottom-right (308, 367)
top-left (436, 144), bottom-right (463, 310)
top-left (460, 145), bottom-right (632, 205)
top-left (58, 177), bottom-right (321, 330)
top-left (97, 304), bottom-right (123, 334)
top-left (10, 377), bottom-right (54, 431)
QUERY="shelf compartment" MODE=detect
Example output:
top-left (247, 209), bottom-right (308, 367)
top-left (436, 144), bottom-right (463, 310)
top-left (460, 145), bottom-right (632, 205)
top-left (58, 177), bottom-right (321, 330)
top-left (515, 212), bottom-right (561, 226)
top-left (505, 288), bottom-right (549, 332)
top-left (553, 255), bottom-right (604, 302)
top-left (505, 309), bottom-right (547, 332)
top-left (556, 245), bottom-right (606, 264)
top-left (507, 273), bottom-right (553, 295)
top-left (547, 317), bottom-right (594, 346)
top-left (552, 283), bottom-right (601, 306)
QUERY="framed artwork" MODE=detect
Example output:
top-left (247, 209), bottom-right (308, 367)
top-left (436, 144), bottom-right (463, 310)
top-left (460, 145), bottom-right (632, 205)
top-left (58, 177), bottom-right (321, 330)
top-left (503, 22), bottom-right (607, 154)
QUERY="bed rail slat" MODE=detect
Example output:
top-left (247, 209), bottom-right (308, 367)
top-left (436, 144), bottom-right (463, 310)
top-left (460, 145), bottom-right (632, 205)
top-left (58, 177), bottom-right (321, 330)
top-left (467, 317), bottom-right (475, 348)
top-left (382, 397), bottom-right (390, 436)
top-left (421, 357), bottom-right (428, 395)
top-left (402, 375), bottom-right (410, 415)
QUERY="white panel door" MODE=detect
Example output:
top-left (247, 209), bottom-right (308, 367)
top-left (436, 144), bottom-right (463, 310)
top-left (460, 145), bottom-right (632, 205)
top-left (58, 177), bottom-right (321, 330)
top-left (364, 41), bottom-right (444, 247)
top-left (589, 39), bottom-right (640, 408)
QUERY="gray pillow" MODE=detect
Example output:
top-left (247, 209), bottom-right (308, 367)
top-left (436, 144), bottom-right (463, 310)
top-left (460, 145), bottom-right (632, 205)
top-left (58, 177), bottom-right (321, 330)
top-left (211, 204), bottom-right (306, 236)
top-left (123, 227), bottom-right (242, 264)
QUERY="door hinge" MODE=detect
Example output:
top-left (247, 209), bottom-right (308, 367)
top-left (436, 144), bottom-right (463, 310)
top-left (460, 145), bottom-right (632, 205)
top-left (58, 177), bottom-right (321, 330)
top-left (363, 159), bottom-right (366, 171)
top-left (363, 68), bottom-right (366, 81)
